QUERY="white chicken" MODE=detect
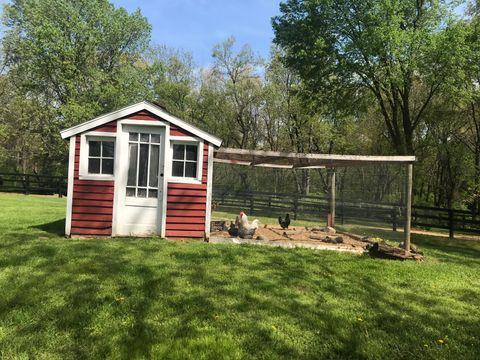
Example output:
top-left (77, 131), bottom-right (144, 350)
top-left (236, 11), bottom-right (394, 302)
top-left (238, 211), bottom-right (259, 239)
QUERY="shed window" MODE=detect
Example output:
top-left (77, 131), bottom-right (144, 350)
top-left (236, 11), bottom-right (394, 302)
top-left (88, 140), bottom-right (115, 175)
top-left (172, 144), bottom-right (198, 178)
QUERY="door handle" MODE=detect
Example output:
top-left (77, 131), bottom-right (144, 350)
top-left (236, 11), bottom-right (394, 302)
top-left (160, 173), bottom-right (164, 177)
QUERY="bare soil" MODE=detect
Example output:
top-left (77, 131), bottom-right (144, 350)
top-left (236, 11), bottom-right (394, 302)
top-left (210, 224), bottom-right (370, 252)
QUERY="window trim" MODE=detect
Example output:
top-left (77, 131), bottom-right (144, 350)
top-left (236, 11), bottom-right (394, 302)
top-left (169, 137), bottom-right (203, 184)
top-left (79, 132), bottom-right (117, 181)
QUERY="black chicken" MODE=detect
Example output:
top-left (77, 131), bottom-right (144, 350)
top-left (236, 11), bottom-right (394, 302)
top-left (228, 216), bottom-right (240, 237)
top-left (278, 214), bottom-right (290, 229)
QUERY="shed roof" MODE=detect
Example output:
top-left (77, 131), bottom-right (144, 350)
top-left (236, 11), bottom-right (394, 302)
top-left (214, 148), bottom-right (415, 168)
top-left (60, 101), bottom-right (223, 147)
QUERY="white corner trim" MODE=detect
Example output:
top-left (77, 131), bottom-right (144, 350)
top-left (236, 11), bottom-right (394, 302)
top-left (111, 120), bottom-right (123, 236)
top-left (161, 124), bottom-right (170, 239)
top-left (205, 144), bottom-right (214, 239)
top-left (65, 136), bottom-right (75, 236)
top-left (60, 101), bottom-right (223, 147)
top-left (79, 132), bottom-right (117, 181)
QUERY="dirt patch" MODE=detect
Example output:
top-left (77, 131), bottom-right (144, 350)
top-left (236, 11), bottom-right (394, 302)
top-left (210, 224), bottom-right (370, 253)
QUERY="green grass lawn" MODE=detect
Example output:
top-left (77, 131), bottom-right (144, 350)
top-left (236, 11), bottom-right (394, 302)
top-left (0, 193), bottom-right (479, 359)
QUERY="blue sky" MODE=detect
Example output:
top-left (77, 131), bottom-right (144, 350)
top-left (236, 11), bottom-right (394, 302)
top-left (111, 0), bottom-right (282, 67)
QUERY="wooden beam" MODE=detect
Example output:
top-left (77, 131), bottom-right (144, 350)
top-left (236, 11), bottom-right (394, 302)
top-left (250, 156), bottom-right (286, 166)
top-left (215, 148), bottom-right (416, 164)
top-left (330, 170), bottom-right (336, 227)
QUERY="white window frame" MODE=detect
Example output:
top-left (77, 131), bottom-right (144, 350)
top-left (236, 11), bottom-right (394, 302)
top-left (169, 137), bottom-right (204, 184)
top-left (79, 132), bottom-right (117, 181)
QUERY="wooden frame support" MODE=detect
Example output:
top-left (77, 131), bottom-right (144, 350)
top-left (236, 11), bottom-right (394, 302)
top-left (403, 163), bottom-right (413, 251)
top-left (330, 169), bottom-right (336, 227)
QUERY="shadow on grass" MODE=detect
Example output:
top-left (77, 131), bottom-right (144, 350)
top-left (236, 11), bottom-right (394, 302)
top-left (346, 225), bottom-right (480, 267)
top-left (32, 218), bottom-right (65, 236)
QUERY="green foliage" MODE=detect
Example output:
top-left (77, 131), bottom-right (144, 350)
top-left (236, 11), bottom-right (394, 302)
top-left (273, 0), bottom-right (467, 155)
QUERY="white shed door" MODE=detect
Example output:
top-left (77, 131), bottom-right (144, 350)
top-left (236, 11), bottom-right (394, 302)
top-left (116, 126), bottom-right (165, 236)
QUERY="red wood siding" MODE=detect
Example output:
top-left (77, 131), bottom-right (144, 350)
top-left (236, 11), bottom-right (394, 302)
top-left (92, 120), bottom-right (117, 132)
top-left (165, 142), bottom-right (209, 238)
top-left (71, 134), bottom-right (114, 236)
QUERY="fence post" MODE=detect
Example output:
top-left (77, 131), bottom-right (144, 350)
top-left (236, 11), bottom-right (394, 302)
top-left (448, 209), bottom-right (454, 239)
top-left (57, 179), bottom-right (62, 198)
top-left (24, 174), bottom-right (30, 195)
top-left (293, 194), bottom-right (298, 220)
top-left (392, 207), bottom-right (397, 232)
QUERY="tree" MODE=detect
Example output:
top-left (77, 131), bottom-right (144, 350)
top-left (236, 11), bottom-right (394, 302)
top-left (272, 0), bottom-right (466, 155)
top-left (1, 0), bottom-right (152, 173)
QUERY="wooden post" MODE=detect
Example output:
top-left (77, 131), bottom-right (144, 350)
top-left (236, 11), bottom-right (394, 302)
top-left (293, 194), bottom-right (298, 220)
top-left (24, 174), bottom-right (30, 195)
top-left (404, 163), bottom-right (413, 251)
top-left (392, 207), bottom-right (397, 232)
top-left (330, 169), bottom-right (336, 227)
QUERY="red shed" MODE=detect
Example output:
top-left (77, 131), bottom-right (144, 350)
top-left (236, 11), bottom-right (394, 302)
top-left (60, 101), bottom-right (222, 238)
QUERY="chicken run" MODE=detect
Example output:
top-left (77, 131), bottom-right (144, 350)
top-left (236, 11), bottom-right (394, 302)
top-left (209, 148), bottom-right (423, 260)
top-left (209, 212), bottom-right (367, 254)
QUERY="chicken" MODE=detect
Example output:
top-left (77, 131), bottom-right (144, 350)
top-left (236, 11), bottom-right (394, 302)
top-left (278, 214), bottom-right (290, 230)
top-left (228, 216), bottom-right (240, 237)
top-left (238, 211), bottom-right (259, 239)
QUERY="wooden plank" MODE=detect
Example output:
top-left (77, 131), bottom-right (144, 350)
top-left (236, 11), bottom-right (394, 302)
top-left (72, 192), bottom-right (114, 201)
top-left (71, 220), bottom-right (112, 229)
top-left (74, 179), bottom-right (115, 187)
top-left (74, 185), bottom-right (115, 194)
top-left (73, 206), bottom-right (113, 214)
top-left (167, 202), bottom-right (206, 210)
top-left (167, 188), bottom-right (207, 197)
top-left (71, 227), bottom-right (112, 236)
top-left (214, 148), bottom-right (416, 167)
top-left (165, 230), bottom-right (204, 238)
top-left (167, 195), bottom-right (206, 204)
top-left (168, 183), bottom-right (207, 190)
top-left (72, 199), bottom-right (113, 207)
top-left (167, 209), bottom-right (206, 217)
top-left (166, 216), bottom-right (205, 224)
top-left (72, 213), bottom-right (112, 221)
top-left (166, 223), bottom-right (205, 231)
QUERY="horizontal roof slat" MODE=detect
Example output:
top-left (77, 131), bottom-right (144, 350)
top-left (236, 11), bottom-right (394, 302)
top-left (214, 148), bottom-right (415, 168)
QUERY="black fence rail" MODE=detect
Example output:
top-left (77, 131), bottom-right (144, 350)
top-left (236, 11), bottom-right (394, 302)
top-left (212, 189), bottom-right (480, 237)
top-left (0, 173), bottom-right (67, 197)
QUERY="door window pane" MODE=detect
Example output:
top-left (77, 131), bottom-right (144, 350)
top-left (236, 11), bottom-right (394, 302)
top-left (137, 189), bottom-right (147, 198)
top-left (138, 144), bottom-right (149, 186)
top-left (126, 187), bottom-right (136, 197)
top-left (148, 190), bottom-right (158, 198)
top-left (127, 143), bottom-right (138, 186)
top-left (149, 145), bottom-right (159, 187)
